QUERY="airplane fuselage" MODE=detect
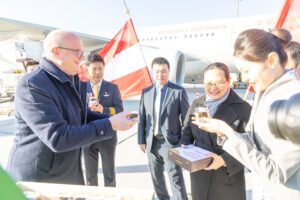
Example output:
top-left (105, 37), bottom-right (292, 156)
top-left (136, 15), bottom-right (277, 83)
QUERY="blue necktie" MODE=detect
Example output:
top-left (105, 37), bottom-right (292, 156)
top-left (158, 87), bottom-right (166, 134)
top-left (159, 87), bottom-right (166, 115)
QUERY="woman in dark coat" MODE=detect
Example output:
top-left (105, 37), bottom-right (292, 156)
top-left (181, 62), bottom-right (251, 200)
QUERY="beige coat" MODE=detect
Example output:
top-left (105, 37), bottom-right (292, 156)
top-left (222, 71), bottom-right (300, 199)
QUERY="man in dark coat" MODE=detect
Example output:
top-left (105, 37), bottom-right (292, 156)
top-left (181, 62), bottom-right (251, 200)
top-left (6, 30), bottom-right (136, 185)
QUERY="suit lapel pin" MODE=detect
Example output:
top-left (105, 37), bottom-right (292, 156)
top-left (103, 92), bottom-right (110, 97)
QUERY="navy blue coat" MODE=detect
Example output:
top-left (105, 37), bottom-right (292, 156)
top-left (86, 80), bottom-right (123, 146)
top-left (6, 58), bottom-right (114, 185)
top-left (87, 80), bottom-right (123, 115)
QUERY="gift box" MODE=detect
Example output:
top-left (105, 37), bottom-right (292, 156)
top-left (168, 145), bottom-right (213, 172)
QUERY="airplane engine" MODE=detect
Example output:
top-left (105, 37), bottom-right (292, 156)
top-left (168, 50), bottom-right (185, 85)
top-left (142, 46), bottom-right (185, 85)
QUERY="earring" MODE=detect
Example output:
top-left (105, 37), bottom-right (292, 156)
top-left (271, 65), bottom-right (276, 69)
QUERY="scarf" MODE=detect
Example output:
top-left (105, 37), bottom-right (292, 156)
top-left (204, 89), bottom-right (230, 116)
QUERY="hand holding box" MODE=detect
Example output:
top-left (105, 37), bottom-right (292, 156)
top-left (168, 145), bottom-right (214, 172)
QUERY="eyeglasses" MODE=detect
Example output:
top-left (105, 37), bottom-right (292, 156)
top-left (57, 47), bottom-right (84, 58)
top-left (204, 80), bottom-right (227, 87)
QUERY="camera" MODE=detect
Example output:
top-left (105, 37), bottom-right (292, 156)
top-left (268, 93), bottom-right (300, 145)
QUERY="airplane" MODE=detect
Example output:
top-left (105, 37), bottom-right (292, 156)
top-left (0, 14), bottom-right (278, 86)
top-left (134, 14), bottom-right (277, 84)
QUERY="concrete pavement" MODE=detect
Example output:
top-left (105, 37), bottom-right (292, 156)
top-left (0, 119), bottom-right (253, 199)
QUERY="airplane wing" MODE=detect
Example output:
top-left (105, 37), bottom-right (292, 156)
top-left (0, 17), bottom-right (109, 49)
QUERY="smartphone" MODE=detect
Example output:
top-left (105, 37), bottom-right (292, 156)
top-left (129, 113), bottom-right (138, 119)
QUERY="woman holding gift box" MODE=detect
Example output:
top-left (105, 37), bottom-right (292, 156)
top-left (181, 62), bottom-right (251, 200)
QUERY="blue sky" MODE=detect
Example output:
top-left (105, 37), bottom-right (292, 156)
top-left (0, 0), bottom-right (284, 35)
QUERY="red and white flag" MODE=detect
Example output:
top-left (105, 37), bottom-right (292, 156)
top-left (99, 19), bottom-right (152, 99)
top-left (275, 0), bottom-right (300, 41)
top-left (246, 0), bottom-right (300, 95)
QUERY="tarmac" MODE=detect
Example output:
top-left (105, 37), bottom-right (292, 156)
top-left (0, 113), bottom-right (253, 199)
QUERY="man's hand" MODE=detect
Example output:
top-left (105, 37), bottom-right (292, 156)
top-left (139, 144), bottom-right (146, 153)
top-left (204, 154), bottom-right (226, 170)
top-left (89, 102), bottom-right (104, 113)
top-left (109, 111), bottom-right (138, 131)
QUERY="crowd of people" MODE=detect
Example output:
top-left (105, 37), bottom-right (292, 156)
top-left (2, 27), bottom-right (300, 200)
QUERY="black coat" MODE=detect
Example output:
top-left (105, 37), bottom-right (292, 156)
top-left (181, 89), bottom-right (251, 200)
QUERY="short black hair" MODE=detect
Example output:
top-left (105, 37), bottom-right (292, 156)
top-left (286, 41), bottom-right (300, 67)
top-left (151, 57), bottom-right (170, 69)
top-left (86, 53), bottom-right (105, 66)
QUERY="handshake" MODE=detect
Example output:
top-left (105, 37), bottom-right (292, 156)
top-left (109, 111), bottom-right (139, 131)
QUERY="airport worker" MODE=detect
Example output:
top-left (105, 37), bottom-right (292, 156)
top-left (271, 28), bottom-right (300, 78)
top-left (6, 30), bottom-right (137, 185)
top-left (181, 62), bottom-right (251, 200)
top-left (25, 60), bottom-right (39, 73)
top-left (285, 41), bottom-right (300, 78)
top-left (194, 29), bottom-right (300, 200)
top-left (83, 53), bottom-right (123, 187)
top-left (138, 57), bottom-right (189, 200)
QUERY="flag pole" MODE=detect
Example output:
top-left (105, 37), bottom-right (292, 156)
top-left (122, 0), bottom-right (131, 19)
top-left (121, 0), bottom-right (153, 85)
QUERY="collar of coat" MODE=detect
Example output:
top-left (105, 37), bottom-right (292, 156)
top-left (39, 58), bottom-right (75, 84)
top-left (197, 89), bottom-right (245, 107)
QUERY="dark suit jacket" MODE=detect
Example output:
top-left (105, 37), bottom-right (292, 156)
top-left (6, 58), bottom-right (114, 185)
top-left (138, 81), bottom-right (189, 151)
top-left (87, 80), bottom-right (123, 115)
top-left (87, 80), bottom-right (123, 146)
top-left (181, 89), bottom-right (251, 200)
